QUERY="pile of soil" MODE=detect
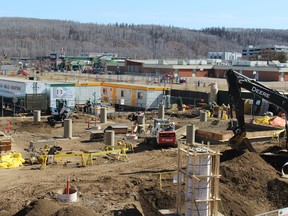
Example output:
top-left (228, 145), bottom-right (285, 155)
top-left (219, 149), bottom-right (288, 215)
top-left (15, 199), bottom-right (98, 216)
top-left (137, 148), bottom-right (288, 216)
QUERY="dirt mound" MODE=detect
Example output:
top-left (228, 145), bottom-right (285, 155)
top-left (267, 178), bottom-right (288, 208)
top-left (15, 198), bottom-right (98, 216)
top-left (55, 205), bottom-right (97, 216)
top-left (15, 199), bottom-right (60, 216)
top-left (219, 149), bottom-right (288, 215)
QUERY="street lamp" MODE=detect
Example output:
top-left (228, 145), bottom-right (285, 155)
top-left (253, 71), bottom-right (257, 81)
top-left (252, 71), bottom-right (257, 121)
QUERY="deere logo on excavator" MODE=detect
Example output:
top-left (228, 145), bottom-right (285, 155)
top-left (251, 86), bottom-right (270, 99)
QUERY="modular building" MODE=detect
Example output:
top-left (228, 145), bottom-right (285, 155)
top-left (47, 82), bottom-right (75, 109)
top-left (0, 76), bottom-right (48, 112)
top-left (101, 82), bottom-right (171, 111)
top-left (75, 82), bottom-right (102, 106)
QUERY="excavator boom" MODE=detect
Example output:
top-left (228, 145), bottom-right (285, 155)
top-left (226, 69), bottom-right (288, 151)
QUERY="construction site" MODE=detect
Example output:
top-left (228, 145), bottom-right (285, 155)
top-left (1, 70), bottom-right (288, 216)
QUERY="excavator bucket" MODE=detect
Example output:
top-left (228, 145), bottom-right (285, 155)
top-left (229, 132), bottom-right (256, 152)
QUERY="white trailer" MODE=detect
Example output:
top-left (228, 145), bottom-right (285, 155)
top-left (47, 82), bottom-right (75, 109)
top-left (0, 76), bottom-right (48, 112)
top-left (0, 76), bottom-right (47, 97)
top-left (75, 82), bottom-right (102, 106)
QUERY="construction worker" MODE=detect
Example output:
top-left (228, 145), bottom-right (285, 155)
top-left (86, 98), bottom-right (92, 113)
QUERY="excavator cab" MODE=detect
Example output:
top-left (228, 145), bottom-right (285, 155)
top-left (56, 99), bottom-right (67, 110)
top-left (47, 99), bottom-right (71, 126)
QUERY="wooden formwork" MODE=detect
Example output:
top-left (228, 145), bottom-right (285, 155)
top-left (176, 144), bottom-right (221, 216)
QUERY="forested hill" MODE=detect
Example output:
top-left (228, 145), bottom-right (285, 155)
top-left (1, 17), bottom-right (288, 59)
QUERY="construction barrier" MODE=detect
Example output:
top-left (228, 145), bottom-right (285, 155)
top-left (39, 146), bottom-right (129, 169)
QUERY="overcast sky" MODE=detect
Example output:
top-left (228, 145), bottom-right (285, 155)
top-left (1, 0), bottom-right (288, 30)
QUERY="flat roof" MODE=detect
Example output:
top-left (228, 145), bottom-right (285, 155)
top-left (0, 75), bottom-right (46, 83)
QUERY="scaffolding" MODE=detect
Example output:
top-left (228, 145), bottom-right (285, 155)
top-left (176, 144), bottom-right (221, 216)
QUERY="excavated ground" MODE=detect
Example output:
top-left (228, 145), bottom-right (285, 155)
top-left (0, 74), bottom-right (288, 216)
top-left (0, 111), bottom-right (288, 216)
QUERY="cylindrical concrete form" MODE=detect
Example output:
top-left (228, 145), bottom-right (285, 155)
top-left (33, 110), bottom-right (41, 122)
top-left (137, 115), bottom-right (146, 133)
top-left (137, 115), bottom-right (145, 125)
top-left (57, 188), bottom-right (77, 203)
top-left (105, 130), bottom-right (115, 146)
top-left (64, 119), bottom-right (72, 139)
top-left (186, 124), bottom-right (195, 145)
top-left (187, 148), bottom-right (211, 216)
top-left (200, 111), bottom-right (207, 122)
top-left (158, 104), bottom-right (165, 119)
top-left (100, 107), bottom-right (107, 123)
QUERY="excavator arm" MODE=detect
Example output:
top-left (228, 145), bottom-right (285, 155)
top-left (226, 69), bottom-right (288, 151)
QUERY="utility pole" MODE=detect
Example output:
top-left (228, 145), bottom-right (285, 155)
top-left (1, 96), bottom-right (3, 117)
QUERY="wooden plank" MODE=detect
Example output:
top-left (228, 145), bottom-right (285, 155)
top-left (196, 129), bottom-right (283, 141)
top-left (0, 145), bottom-right (11, 151)
top-left (196, 129), bottom-right (227, 140)
top-left (0, 141), bottom-right (11, 146)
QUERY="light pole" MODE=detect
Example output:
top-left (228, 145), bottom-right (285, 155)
top-left (253, 71), bottom-right (257, 81)
top-left (252, 71), bottom-right (257, 121)
top-left (1, 96), bottom-right (3, 117)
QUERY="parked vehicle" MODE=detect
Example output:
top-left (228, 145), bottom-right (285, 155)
top-left (82, 68), bottom-right (94, 74)
top-left (93, 67), bottom-right (105, 74)
top-left (93, 67), bottom-right (112, 75)
top-left (179, 77), bottom-right (186, 83)
top-left (160, 74), bottom-right (173, 83)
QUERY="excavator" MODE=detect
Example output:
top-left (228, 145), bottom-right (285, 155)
top-left (47, 99), bottom-right (72, 127)
top-left (226, 69), bottom-right (288, 152)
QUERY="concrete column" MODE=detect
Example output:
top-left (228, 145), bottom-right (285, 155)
top-left (33, 110), bottom-right (41, 122)
top-left (186, 124), bottom-right (195, 145)
top-left (137, 114), bottom-right (146, 133)
top-left (105, 130), bottom-right (115, 147)
top-left (200, 111), bottom-right (207, 122)
top-left (158, 104), bottom-right (165, 119)
top-left (208, 82), bottom-right (218, 103)
top-left (64, 119), bottom-right (72, 139)
top-left (100, 107), bottom-right (107, 123)
top-left (137, 115), bottom-right (145, 125)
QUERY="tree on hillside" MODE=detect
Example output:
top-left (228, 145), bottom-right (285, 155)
top-left (0, 18), bottom-right (288, 59)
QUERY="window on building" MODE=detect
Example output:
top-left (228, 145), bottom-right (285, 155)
top-left (138, 92), bottom-right (143, 100)
top-left (103, 88), bottom-right (107, 95)
top-left (121, 90), bottom-right (125, 97)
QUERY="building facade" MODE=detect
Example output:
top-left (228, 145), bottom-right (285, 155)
top-left (207, 52), bottom-right (242, 60)
top-left (242, 45), bottom-right (288, 57)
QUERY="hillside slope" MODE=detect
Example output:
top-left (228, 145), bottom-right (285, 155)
top-left (0, 17), bottom-right (288, 59)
